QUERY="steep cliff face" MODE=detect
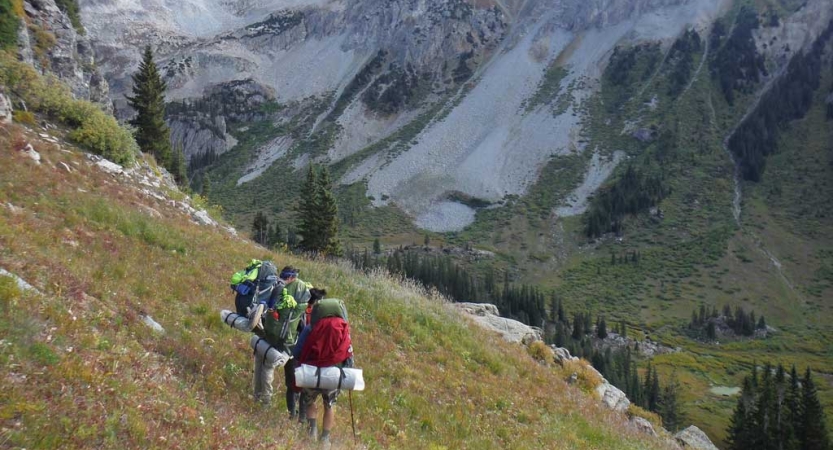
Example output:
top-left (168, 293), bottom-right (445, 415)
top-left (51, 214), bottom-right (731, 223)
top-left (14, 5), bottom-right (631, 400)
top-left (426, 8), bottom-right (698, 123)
top-left (77, 0), bottom-right (832, 231)
top-left (19, 0), bottom-right (111, 112)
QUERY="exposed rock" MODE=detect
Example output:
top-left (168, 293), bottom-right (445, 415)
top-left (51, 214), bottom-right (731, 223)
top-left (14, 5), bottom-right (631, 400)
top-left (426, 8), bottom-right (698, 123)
top-left (632, 128), bottom-right (656, 142)
top-left (22, 143), bottom-right (41, 164)
top-left (93, 158), bottom-right (124, 175)
top-left (454, 302), bottom-right (543, 344)
top-left (141, 315), bottom-right (165, 333)
top-left (552, 346), bottom-right (578, 364)
top-left (595, 379), bottom-right (630, 412)
top-left (631, 417), bottom-right (657, 437)
top-left (674, 425), bottom-right (719, 450)
top-left (0, 268), bottom-right (41, 295)
top-left (0, 89), bottom-right (12, 124)
top-left (20, 0), bottom-right (112, 112)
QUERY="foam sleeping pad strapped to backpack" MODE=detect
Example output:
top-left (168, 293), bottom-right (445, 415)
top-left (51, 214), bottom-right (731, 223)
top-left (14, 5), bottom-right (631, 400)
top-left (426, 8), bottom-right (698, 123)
top-left (220, 310), bottom-right (254, 332)
top-left (294, 364), bottom-right (364, 391)
top-left (250, 335), bottom-right (291, 368)
top-left (310, 298), bottom-right (348, 327)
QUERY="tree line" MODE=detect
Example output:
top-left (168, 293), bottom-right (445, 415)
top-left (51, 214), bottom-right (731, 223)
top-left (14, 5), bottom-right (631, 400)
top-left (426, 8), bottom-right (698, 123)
top-left (689, 304), bottom-right (767, 340)
top-left (345, 246), bottom-right (547, 327)
top-left (728, 19), bottom-right (833, 181)
top-left (727, 364), bottom-right (830, 450)
top-left (584, 164), bottom-right (667, 238)
top-left (546, 299), bottom-right (686, 431)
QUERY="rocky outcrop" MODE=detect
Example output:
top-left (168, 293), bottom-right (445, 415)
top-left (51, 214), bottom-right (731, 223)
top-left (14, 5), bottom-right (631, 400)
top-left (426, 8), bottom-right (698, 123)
top-left (674, 426), bottom-right (719, 450)
top-left (454, 302), bottom-right (542, 344)
top-left (20, 0), bottom-right (112, 112)
top-left (166, 79), bottom-right (276, 162)
top-left (0, 88), bottom-right (12, 124)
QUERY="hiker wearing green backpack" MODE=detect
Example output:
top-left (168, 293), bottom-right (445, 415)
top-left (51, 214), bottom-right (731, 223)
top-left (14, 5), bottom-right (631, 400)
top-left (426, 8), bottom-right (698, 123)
top-left (252, 266), bottom-right (313, 411)
top-left (293, 296), bottom-right (353, 446)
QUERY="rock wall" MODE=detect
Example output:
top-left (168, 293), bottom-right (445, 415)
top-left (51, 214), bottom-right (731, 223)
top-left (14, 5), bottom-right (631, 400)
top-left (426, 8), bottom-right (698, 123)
top-left (20, 0), bottom-right (112, 112)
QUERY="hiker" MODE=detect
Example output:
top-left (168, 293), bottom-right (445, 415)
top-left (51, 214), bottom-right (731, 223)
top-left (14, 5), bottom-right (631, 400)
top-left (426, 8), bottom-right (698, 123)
top-left (294, 296), bottom-right (353, 445)
top-left (277, 266), bottom-right (312, 417)
top-left (251, 276), bottom-right (296, 406)
top-left (289, 287), bottom-right (328, 422)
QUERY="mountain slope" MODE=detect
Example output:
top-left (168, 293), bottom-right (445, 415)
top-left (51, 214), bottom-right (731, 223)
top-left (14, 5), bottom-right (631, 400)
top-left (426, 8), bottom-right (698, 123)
top-left (0, 126), bottom-right (673, 448)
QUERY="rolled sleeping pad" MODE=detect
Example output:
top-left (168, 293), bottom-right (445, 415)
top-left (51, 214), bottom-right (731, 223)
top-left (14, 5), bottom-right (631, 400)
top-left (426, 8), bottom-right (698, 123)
top-left (295, 363), bottom-right (365, 391)
top-left (220, 309), bottom-right (254, 332)
top-left (249, 335), bottom-right (291, 368)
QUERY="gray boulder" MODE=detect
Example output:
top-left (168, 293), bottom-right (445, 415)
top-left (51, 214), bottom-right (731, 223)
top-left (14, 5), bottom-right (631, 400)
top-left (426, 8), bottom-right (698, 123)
top-left (674, 425), bottom-right (719, 450)
top-left (454, 303), bottom-right (543, 344)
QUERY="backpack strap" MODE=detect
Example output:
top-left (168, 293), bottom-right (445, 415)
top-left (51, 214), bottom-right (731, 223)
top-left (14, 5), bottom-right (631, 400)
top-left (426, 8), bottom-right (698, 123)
top-left (315, 366), bottom-right (322, 389)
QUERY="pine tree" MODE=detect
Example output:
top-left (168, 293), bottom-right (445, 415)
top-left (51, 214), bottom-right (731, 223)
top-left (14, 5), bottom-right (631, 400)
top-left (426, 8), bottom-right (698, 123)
top-left (597, 317), bottom-right (608, 338)
top-left (251, 211), bottom-right (269, 246)
top-left (373, 238), bottom-right (382, 255)
top-left (728, 377), bottom-right (756, 450)
top-left (297, 165), bottom-right (322, 251)
top-left (169, 143), bottom-right (188, 186)
top-left (660, 371), bottom-right (686, 432)
top-left (127, 45), bottom-right (173, 168)
top-left (799, 368), bottom-right (831, 450)
top-left (269, 222), bottom-right (283, 248)
top-left (201, 174), bottom-right (211, 198)
top-left (316, 167), bottom-right (342, 257)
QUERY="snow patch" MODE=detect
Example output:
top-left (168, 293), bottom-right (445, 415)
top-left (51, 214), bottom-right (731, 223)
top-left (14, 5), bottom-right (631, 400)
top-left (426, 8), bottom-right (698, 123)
top-left (556, 150), bottom-right (626, 217)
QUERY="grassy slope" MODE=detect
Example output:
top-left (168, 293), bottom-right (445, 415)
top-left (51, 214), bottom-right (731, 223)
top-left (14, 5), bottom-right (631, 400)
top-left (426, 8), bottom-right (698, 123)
top-left (0, 125), bottom-right (673, 449)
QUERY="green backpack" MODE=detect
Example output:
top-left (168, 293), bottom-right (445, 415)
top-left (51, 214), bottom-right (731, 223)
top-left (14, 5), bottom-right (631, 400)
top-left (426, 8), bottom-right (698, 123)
top-left (262, 302), bottom-right (305, 349)
top-left (310, 298), bottom-right (348, 327)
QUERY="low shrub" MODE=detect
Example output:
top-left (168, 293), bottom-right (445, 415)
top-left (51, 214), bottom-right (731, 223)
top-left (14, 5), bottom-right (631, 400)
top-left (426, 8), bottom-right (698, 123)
top-left (0, 51), bottom-right (137, 164)
top-left (12, 109), bottom-right (35, 125)
top-left (527, 340), bottom-right (554, 363)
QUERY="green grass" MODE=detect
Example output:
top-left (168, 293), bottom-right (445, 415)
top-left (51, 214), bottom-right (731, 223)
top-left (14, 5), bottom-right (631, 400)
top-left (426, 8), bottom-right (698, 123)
top-left (0, 124), bottom-right (677, 449)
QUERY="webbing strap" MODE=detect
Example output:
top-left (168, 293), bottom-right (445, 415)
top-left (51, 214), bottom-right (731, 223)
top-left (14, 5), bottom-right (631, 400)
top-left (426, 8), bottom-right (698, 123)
top-left (315, 366), bottom-right (322, 389)
top-left (337, 367), bottom-right (346, 391)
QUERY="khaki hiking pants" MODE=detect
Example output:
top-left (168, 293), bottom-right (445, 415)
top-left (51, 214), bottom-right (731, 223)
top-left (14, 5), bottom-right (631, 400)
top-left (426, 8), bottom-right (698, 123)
top-left (253, 353), bottom-right (279, 404)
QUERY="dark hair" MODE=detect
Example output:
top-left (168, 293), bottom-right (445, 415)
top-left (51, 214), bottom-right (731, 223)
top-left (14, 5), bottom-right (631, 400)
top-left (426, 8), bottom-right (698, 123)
top-left (280, 265), bottom-right (299, 280)
top-left (309, 288), bottom-right (327, 304)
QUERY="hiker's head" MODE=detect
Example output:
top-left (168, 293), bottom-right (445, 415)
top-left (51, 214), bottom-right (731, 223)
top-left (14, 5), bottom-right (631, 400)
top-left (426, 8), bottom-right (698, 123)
top-left (280, 265), bottom-right (299, 283)
top-left (309, 288), bottom-right (327, 304)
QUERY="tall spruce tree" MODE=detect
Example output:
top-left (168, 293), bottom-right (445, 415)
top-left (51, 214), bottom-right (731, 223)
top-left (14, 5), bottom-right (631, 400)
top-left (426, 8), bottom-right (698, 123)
top-left (169, 143), bottom-right (188, 186)
top-left (799, 368), bottom-right (831, 450)
top-left (297, 165), bottom-right (322, 251)
top-left (127, 46), bottom-right (173, 168)
top-left (316, 167), bottom-right (342, 257)
top-left (251, 211), bottom-right (269, 246)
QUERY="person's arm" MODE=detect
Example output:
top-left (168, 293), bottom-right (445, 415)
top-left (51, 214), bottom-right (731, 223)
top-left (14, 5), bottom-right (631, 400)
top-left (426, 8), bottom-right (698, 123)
top-left (293, 325), bottom-right (311, 360)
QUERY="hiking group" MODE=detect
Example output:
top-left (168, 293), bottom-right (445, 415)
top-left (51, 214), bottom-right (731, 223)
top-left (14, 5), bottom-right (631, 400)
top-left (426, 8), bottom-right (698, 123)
top-left (225, 260), bottom-right (357, 447)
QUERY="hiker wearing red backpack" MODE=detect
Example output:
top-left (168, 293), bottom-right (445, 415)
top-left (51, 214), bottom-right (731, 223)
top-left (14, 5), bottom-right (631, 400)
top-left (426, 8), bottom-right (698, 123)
top-left (293, 296), bottom-right (353, 447)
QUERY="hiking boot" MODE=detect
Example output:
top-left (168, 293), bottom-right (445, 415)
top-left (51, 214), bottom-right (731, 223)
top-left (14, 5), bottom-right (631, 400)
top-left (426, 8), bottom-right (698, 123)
top-left (320, 435), bottom-right (331, 450)
top-left (246, 303), bottom-right (264, 332)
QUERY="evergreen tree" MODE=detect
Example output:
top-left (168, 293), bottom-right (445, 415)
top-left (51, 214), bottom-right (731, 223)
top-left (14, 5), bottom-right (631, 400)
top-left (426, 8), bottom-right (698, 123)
top-left (297, 165), bottom-right (322, 251)
top-left (373, 237), bottom-right (382, 255)
top-left (127, 46), bottom-right (173, 168)
top-left (169, 143), bottom-right (188, 186)
top-left (201, 174), bottom-right (211, 198)
top-left (251, 211), bottom-right (269, 246)
top-left (269, 222), bottom-right (283, 248)
top-left (728, 377), bottom-right (757, 450)
top-left (799, 368), bottom-right (831, 450)
top-left (597, 316), bottom-right (608, 339)
top-left (660, 371), bottom-right (685, 432)
top-left (316, 167), bottom-right (342, 257)
top-left (620, 320), bottom-right (627, 338)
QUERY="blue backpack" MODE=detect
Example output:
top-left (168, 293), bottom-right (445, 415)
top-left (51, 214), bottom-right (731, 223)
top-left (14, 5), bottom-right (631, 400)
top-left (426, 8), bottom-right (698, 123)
top-left (231, 260), bottom-right (279, 315)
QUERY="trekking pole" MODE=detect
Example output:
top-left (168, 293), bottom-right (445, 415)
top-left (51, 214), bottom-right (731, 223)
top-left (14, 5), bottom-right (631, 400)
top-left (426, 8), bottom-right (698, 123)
top-left (349, 390), bottom-right (357, 442)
